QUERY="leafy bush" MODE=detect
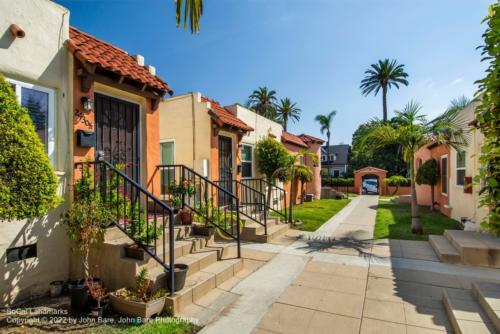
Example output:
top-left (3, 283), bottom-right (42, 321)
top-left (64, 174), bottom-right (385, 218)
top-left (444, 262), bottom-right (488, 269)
top-left (321, 177), bottom-right (354, 187)
top-left (0, 74), bottom-right (60, 219)
top-left (416, 159), bottom-right (438, 186)
top-left (474, 3), bottom-right (500, 235)
top-left (255, 137), bottom-right (291, 181)
top-left (385, 175), bottom-right (411, 196)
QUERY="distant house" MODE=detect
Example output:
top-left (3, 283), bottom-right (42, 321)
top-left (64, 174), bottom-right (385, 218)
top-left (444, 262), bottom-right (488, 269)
top-left (321, 144), bottom-right (351, 176)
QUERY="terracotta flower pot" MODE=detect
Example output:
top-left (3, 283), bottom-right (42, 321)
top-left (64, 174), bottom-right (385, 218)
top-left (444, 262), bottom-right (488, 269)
top-left (179, 209), bottom-right (193, 225)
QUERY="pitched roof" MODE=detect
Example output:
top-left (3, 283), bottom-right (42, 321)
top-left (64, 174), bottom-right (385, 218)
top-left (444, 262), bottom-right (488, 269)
top-left (282, 131), bottom-right (308, 148)
top-left (68, 26), bottom-right (172, 95)
top-left (321, 144), bottom-right (351, 165)
top-left (299, 134), bottom-right (325, 144)
top-left (201, 96), bottom-right (253, 132)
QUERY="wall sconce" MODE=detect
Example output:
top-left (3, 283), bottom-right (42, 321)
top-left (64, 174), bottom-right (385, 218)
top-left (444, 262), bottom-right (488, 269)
top-left (81, 96), bottom-right (94, 111)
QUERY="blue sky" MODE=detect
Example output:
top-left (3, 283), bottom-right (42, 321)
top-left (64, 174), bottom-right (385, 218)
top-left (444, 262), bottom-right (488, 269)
top-left (57, 0), bottom-right (491, 144)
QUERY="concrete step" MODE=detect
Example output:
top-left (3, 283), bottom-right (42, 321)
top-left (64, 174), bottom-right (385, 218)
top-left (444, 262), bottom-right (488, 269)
top-left (429, 235), bottom-right (461, 264)
top-left (241, 223), bottom-right (289, 243)
top-left (444, 230), bottom-right (497, 268)
top-left (443, 289), bottom-right (496, 333)
top-left (472, 282), bottom-right (500, 332)
top-left (104, 224), bottom-right (194, 243)
top-left (164, 258), bottom-right (243, 314)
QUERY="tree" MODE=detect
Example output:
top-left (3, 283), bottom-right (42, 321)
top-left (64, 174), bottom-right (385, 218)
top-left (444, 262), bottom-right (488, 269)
top-left (359, 100), bottom-right (468, 234)
top-left (247, 87), bottom-right (278, 120)
top-left (254, 137), bottom-right (291, 207)
top-left (315, 111), bottom-right (337, 147)
top-left (0, 74), bottom-right (60, 220)
top-left (474, 3), bottom-right (500, 235)
top-left (360, 59), bottom-right (409, 122)
top-left (175, 0), bottom-right (203, 33)
top-left (416, 159), bottom-right (439, 211)
top-left (276, 98), bottom-right (301, 131)
top-left (273, 149), bottom-right (317, 224)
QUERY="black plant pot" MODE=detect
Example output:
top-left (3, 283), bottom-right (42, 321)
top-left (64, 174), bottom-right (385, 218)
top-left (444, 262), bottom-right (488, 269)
top-left (166, 264), bottom-right (189, 292)
top-left (68, 279), bottom-right (88, 312)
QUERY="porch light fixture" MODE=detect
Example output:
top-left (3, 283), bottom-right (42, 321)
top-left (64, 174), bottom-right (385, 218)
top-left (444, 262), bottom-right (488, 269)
top-left (81, 96), bottom-right (94, 111)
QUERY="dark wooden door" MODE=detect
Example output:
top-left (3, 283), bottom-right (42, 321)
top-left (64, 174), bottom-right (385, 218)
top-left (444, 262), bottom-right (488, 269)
top-left (95, 93), bottom-right (140, 182)
top-left (218, 136), bottom-right (233, 205)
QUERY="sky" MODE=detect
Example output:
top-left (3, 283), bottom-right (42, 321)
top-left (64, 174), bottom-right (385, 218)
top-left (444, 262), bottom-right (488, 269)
top-left (56, 0), bottom-right (491, 145)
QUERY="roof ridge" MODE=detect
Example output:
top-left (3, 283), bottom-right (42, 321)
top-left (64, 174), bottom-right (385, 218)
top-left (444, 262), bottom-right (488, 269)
top-left (69, 26), bottom-right (128, 55)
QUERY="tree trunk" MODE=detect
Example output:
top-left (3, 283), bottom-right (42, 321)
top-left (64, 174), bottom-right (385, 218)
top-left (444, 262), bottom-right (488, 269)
top-left (382, 85), bottom-right (388, 123)
top-left (289, 171), bottom-right (295, 224)
top-left (300, 181), bottom-right (305, 204)
top-left (283, 116), bottom-right (288, 131)
top-left (409, 158), bottom-right (423, 234)
top-left (327, 130), bottom-right (331, 148)
top-left (430, 184), bottom-right (435, 211)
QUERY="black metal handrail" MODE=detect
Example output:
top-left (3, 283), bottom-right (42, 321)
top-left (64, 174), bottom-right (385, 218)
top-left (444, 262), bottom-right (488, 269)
top-left (241, 178), bottom-right (288, 223)
top-left (75, 156), bottom-right (176, 296)
top-left (156, 165), bottom-right (241, 258)
top-left (216, 179), bottom-right (267, 235)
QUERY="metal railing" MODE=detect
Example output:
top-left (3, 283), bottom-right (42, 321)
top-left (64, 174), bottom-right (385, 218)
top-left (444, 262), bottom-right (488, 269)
top-left (216, 180), bottom-right (267, 235)
top-left (75, 155), bottom-right (176, 296)
top-left (240, 178), bottom-right (288, 223)
top-left (156, 165), bottom-right (241, 258)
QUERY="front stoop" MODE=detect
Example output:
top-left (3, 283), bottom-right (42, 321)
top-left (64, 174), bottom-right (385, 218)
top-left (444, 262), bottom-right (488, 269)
top-left (429, 230), bottom-right (500, 268)
top-left (443, 282), bottom-right (500, 334)
top-left (240, 217), bottom-right (289, 243)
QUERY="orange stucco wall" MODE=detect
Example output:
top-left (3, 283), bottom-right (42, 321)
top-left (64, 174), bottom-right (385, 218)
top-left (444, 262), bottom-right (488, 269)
top-left (414, 145), bottom-right (451, 217)
top-left (353, 167), bottom-right (388, 195)
top-left (304, 141), bottom-right (322, 199)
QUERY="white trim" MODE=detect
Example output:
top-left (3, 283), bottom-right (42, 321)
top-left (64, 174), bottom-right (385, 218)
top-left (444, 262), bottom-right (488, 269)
top-left (241, 142), bottom-right (254, 179)
top-left (455, 150), bottom-right (466, 188)
top-left (440, 154), bottom-right (449, 197)
top-left (160, 139), bottom-right (176, 164)
top-left (6, 78), bottom-right (56, 166)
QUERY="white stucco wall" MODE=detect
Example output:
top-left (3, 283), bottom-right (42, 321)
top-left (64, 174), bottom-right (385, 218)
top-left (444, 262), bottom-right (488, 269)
top-left (448, 101), bottom-right (488, 225)
top-left (0, 0), bottom-right (72, 307)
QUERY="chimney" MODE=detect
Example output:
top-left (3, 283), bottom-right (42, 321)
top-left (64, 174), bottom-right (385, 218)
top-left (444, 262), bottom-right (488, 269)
top-left (132, 54), bottom-right (145, 66)
top-left (146, 65), bottom-right (156, 76)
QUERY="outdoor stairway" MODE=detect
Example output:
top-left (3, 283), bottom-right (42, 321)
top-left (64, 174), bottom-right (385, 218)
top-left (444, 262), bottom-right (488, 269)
top-left (442, 282), bottom-right (500, 333)
top-left (429, 230), bottom-right (500, 268)
top-left (240, 215), bottom-right (289, 243)
top-left (101, 224), bottom-right (247, 315)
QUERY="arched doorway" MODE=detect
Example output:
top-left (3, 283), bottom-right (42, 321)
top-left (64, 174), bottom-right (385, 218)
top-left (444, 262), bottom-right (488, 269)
top-left (354, 167), bottom-right (388, 195)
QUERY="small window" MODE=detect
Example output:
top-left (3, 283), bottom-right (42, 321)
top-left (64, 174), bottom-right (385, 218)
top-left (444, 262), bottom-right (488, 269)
top-left (441, 156), bottom-right (448, 195)
top-left (456, 151), bottom-right (466, 186)
top-left (334, 153), bottom-right (338, 161)
top-left (321, 155), bottom-right (327, 162)
top-left (160, 141), bottom-right (175, 194)
top-left (333, 170), bottom-right (340, 177)
top-left (7, 244), bottom-right (37, 263)
top-left (241, 144), bottom-right (253, 178)
top-left (329, 154), bottom-right (334, 161)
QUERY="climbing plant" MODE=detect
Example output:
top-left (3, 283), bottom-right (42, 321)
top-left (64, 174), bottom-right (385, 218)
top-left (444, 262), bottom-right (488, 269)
top-left (0, 74), bottom-right (60, 220)
top-left (474, 3), bottom-right (500, 235)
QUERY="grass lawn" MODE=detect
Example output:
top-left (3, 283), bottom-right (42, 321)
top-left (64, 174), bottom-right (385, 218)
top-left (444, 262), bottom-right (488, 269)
top-left (374, 200), bottom-right (460, 241)
top-left (87, 318), bottom-right (196, 334)
top-left (288, 198), bottom-right (351, 232)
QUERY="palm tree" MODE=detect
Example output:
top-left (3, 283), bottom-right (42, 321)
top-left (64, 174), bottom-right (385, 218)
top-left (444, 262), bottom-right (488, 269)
top-left (315, 111), bottom-right (336, 147)
top-left (360, 59), bottom-right (409, 122)
top-left (175, 0), bottom-right (203, 33)
top-left (276, 98), bottom-right (301, 131)
top-left (359, 100), bottom-right (468, 234)
top-left (273, 149), bottom-right (318, 224)
top-left (246, 87), bottom-right (278, 119)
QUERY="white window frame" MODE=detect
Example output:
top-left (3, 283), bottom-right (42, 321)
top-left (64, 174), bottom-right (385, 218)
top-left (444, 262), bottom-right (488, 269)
top-left (241, 143), bottom-right (253, 179)
top-left (329, 154), bottom-right (334, 161)
top-left (455, 150), bottom-right (466, 188)
top-left (7, 78), bottom-right (56, 165)
top-left (160, 139), bottom-right (176, 164)
top-left (441, 155), bottom-right (448, 196)
top-left (321, 155), bottom-right (327, 162)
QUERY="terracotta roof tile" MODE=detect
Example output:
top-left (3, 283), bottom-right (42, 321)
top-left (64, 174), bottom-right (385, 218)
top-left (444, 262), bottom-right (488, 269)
top-left (282, 131), bottom-right (308, 148)
top-left (68, 26), bottom-right (172, 95)
top-left (298, 134), bottom-right (324, 144)
top-left (201, 96), bottom-right (253, 132)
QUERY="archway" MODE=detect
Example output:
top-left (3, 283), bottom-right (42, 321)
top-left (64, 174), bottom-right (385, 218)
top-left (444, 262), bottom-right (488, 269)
top-left (354, 167), bottom-right (388, 195)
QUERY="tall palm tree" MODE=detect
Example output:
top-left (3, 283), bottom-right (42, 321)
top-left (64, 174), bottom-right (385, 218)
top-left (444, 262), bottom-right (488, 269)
top-left (360, 59), bottom-right (409, 122)
top-left (276, 98), bottom-right (301, 131)
top-left (315, 111), bottom-right (337, 147)
top-left (360, 100), bottom-right (468, 234)
top-left (175, 0), bottom-right (203, 33)
top-left (247, 87), bottom-right (278, 119)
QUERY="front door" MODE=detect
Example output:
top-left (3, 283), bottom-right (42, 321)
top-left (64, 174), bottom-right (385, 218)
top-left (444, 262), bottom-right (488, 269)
top-left (218, 136), bottom-right (233, 205)
top-left (95, 93), bottom-right (140, 182)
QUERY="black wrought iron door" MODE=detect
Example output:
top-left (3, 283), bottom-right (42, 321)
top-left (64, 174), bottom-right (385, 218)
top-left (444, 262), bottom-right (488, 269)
top-left (95, 93), bottom-right (140, 183)
top-left (218, 136), bottom-right (233, 205)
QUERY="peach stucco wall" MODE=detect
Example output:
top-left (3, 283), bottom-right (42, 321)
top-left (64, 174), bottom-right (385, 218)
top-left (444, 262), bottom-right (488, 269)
top-left (353, 167), bottom-right (387, 195)
top-left (304, 141), bottom-right (322, 199)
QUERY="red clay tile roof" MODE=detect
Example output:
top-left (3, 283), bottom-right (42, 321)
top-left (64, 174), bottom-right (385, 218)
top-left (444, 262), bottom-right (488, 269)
top-left (201, 96), bottom-right (253, 132)
top-left (298, 134), bottom-right (325, 144)
top-left (68, 26), bottom-right (172, 95)
top-left (282, 131), bottom-right (308, 148)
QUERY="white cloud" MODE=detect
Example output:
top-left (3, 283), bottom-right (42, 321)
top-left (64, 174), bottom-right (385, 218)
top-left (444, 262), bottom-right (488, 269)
top-left (449, 78), bottom-right (464, 86)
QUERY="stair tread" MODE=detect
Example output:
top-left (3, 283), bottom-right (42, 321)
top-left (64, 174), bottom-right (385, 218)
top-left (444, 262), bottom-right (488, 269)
top-left (443, 289), bottom-right (496, 333)
top-left (429, 235), bottom-right (460, 256)
top-left (473, 282), bottom-right (500, 332)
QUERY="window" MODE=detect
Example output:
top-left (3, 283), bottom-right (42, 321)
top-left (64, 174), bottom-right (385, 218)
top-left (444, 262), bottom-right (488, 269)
top-left (7, 79), bottom-right (55, 164)
top-left (441, 156), bottom-right (448, 195)
top-left (334, 153), bottom-right (338, 161)
top-left (321, 155), bottom-right (327, 162)
top-left (241, 144), bottom-right (253, 178)
top-left (333, 170), bottom-right (340, 177)
top-left (329, 154), bottom-right (334, 161)
top-left (7, 244), bottom-right (37, 263)
top-left (160, 141), bottom-right (175, 194)
top-left (456, 150), bottom-right (466, 186)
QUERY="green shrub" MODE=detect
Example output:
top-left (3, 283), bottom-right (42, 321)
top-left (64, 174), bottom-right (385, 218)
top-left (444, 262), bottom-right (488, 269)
top-left (255, 136), bottom-right (291, 181)
top-left (416, 159), bottom-right (438, 187)
top-left (321, 177), bottom-right (354, 187)
top-left (385, 175), bottom-right (411, 196)
top-left (0, 74), bottom-right (60, 220)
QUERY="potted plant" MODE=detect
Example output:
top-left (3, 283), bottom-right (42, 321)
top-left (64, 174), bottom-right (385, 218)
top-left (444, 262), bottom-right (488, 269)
top-left (168, 179), bottom-right (194, 224)
top-left (49, 281), bottom-right (64, 298)
top-left (62, 161), bottom-right (112, 311)
top-left (87, 279), bottom-right (109, 317)
top-left (110, 268), bottom-right (167, 318)
top-left (192, 199), bottom-right (215, 236)
top-left (166, 264), bottom-right (189, 292)
top-left (125, 214), bottom-right (163, 261)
